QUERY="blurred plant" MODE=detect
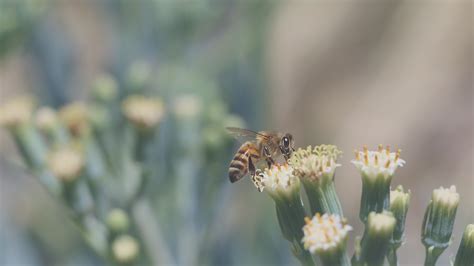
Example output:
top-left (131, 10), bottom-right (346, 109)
top-left (0, 62), bottom-right (245, 265)
top-left (0, 0), bottom-right (48, 58)
top-left (243, 144), bottom-right (472, 266)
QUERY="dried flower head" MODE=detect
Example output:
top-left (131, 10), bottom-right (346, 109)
top-left (289, 145), bottom-right (342, 183)
top-left (112, 235), bottom-right (139, 263)
top-left (35, 107), bottom-right (58, 132)
top-left (122, 95), bottom-right (164, 130)
top-left (59, 102), bottom-right (90, 136)
top-left (432, 185), bottom-right (459, 209)
top-left (0, 96), bottom-right (34, 128)
top-left (352, 145), bottom-right (405, 181)
top-left (47, 145), bottom-right (84, 182)
top-left (302, 213), bottom-right (352, 254)
top-left (253, 163), bottom-right (300, 198)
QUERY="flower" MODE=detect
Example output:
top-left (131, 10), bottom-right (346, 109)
top-left (302, 213), bottom-right (352, 254)
top-left (432, 185), bottom-right (459, 209)
top-left (35, 107), bottom-right (58, 132)
top-left (47, 146), bottom-right (84, 182)
top-left (289, 145), bottom-right (344, 216)
top-left (112, 235), bottom-right (139, 263)
top-left (289, 145), bottom-right (342, 184)
top-left (173, 94), bottom-right (202, 119)
top-left (352, 145), bottom-right (405, 181)
top-left (122, 95), bottom-right (164, 130)
top-left (253, 163), bottom-right (300, 198)
top-left (59, 102), bottom-right (90, 136)
top-left (0, 96), bottom-right (34, 128)
top-left (106, 209), bottom-right (130, 232)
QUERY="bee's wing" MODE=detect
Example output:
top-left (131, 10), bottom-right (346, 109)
top-left (226, 127), bottom-right (269, 144)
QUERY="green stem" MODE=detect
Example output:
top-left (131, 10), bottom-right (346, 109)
top-left (303, 180), bottom-right (343, 216)
top-left (320, 249), bottom-right (351, 266)
top-left (424, 246), bottom-right (443, 266)
top-left (387, 247), bottom-right (398, 266)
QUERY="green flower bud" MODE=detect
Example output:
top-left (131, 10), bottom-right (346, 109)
top-left (357, 212), bottom-right (396, 266)
top-left (422, 185), bottom-right (460, 266)
top-left (92, 74), bottom-right (118, 103)
top-left (106, 209), bottom-right (130, 233)
top-left (122, 95), bottom-right (164, 131)
top-left (390, 185), bottom-right (410, 246)
top-left (454, 224), bottom-right (474, 266)
top-left (289, 145), bottom-right (344, 216)
top-left (352, 145), bottom-right (405, 222)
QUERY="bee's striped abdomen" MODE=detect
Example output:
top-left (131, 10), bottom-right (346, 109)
top-left (229, 142), bottom-right (259, 183)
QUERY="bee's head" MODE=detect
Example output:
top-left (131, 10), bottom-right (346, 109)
top-left (279, 133), bottom-right (295, 160)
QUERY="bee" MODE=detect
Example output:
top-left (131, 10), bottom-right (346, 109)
top-left (226, 127), bottom-right (295, 183)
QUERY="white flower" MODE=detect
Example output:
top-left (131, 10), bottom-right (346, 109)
top-left (48, 146), bottom-right (84, 182)
top-left (302, 213), bottom-right (352, 254)
top-left (352, 145), bottom-right (405, 181)
top-left (254, 164), bottom-right (300, 197)
top-left (0, 96), bottom-right (34, 128)
top-left (432, 185), bottom-right (459, 209)
top-left (59, 102), bottom-right (90, 136)
top-left (35, 107), bottom-right (58, 131)
top-left (122, 95), bottom-right (164, 130)
top-left (289, 145), bottom-right (342, 182)
top-left (112, 235), bottom-right (139, 263)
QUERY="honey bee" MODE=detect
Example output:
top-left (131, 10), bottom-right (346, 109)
top-left (226, 127), bottom-right (295, 183)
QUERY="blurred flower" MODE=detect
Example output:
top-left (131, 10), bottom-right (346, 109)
top-left (122, 95), bottom-right (164, 130)
top-left (59, 102), bottom-right (90, 137)
top-left (302, 213), bottom-right (352, 256)
top-left (47, 145), bottom-right (84, 182)
top-left (352, 145), bottom-right (405, 181)
top-left (127, 61), bottom-right (152, 91)
top-left (0, 96), bottom-right (34, 129)
top-left (173, 94), bottom-right (202, 119)
top-left (253, 163), bottom-right (300, 198)
top-left (454, 224), bottom-right (474, 266)
top-left (106, 209), bottom-right (130, 233)
top-left (35, 107), bottom-right (58, 132)
top-left (289, 145), bottom-right (343, 216)
top-left (112, 235), bottom-right (139, 263)
top-left (92, 74), bottom-right (118, 102)
top-left (353, 145), bottom-right (405, 222)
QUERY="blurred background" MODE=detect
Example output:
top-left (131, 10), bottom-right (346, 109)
top-left (0, 0), bottom-right (472, 265)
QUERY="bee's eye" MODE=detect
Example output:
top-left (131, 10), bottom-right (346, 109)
top-left (283, 137), bottom-right (290, 148)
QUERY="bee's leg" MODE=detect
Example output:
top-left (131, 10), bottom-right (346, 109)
top-left (266, 157), bottom-right (275, 168)
top-left (248, 156), bottom-right (256, 178)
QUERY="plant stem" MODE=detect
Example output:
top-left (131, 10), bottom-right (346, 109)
top-left (387, 247), bottom-right (398, 266)
top-left (303, 180), bottom-right (344, 216)
top-left (424, 246), bottom-right (443, 266)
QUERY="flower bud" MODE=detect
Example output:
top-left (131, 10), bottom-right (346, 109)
top-left (106, 209), bottom-right (130, 233)
top-left (112, 235), bottom-right (139, 263)
top-left (59, 102), bottom-right (90, 137)
top-left (421, 185), bottom-right (459, 265)
top-left (357, 212), bottom-right (396, 266)
top-left (92, 74), bottom-right (118, 102)
top-left (454, 224), bottom-right (474, 266)
top-left (389, 185), bottom-right (410, 246)
top-left (173, 94), bottom-right (202, 120)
